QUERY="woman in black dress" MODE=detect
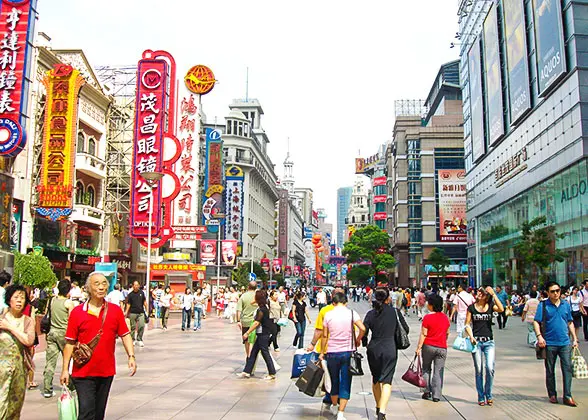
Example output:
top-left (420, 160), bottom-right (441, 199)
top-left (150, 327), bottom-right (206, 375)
top-left (363, 288), bottom-right (409, 420)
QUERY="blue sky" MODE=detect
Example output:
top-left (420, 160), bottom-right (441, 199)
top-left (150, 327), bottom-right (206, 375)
top-left (38, 0), bottom-right (460, 224)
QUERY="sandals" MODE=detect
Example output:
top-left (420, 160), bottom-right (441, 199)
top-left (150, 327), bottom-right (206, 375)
top-left (487, 399), bottom-right (493, 406)
top-left (28, 383), bottom-right (38, 390)
top-left (478, 401), bottom-right (486, 406)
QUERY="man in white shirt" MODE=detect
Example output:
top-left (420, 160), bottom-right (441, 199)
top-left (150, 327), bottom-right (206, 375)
top-left (106, 283), bottom-right (126, 308)
top-left (69, 281), bottom-right (83, 302)
top-left (277, 286), bottom-right (287, 316)
top-left (451, 283), bottom-right (475, 333)
top-left (316, 288), bottom-right (327, 311)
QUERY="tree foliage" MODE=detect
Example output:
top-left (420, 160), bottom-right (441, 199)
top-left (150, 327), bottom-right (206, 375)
top-left (12, 251), bottom-right (58, 290)
top-left (342, 225), bottom-right (395, 285)
top-left (427, 247), bottom-right (451, 283)
top-left (231, 262), bottom-right (268, 288)
top-left (513, 216), bottom-right (566, 284)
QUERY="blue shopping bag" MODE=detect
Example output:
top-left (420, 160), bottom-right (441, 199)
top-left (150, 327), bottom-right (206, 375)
top-left (452, 332), bottom-right (477, 353)
top-left (291, 350), bottom-right (319, 379)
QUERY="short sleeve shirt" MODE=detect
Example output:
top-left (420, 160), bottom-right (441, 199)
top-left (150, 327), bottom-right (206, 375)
top-left (523, 298), bottom-right (540, 322)
top-left (468, 302), bottom-right (494, 339)
top-left (126, 291), bottom-right (146, 314)
top-left (65, 302), bottom-right (129, 378)
top-left (422, 312), bottom-right (450, 348)
top-left (323, 306), bottom-right (360, 353)
top-left (534, 299), bottom-right (573, 346)
top-left (314, 304), bottom-right (335, 354)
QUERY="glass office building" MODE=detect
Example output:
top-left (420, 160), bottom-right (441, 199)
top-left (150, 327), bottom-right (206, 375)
top-left (336, 187), bottom-right (353, 247)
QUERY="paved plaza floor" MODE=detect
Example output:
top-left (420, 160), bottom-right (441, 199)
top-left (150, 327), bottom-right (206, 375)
top-left (21, 300), bottom-right (588, 419)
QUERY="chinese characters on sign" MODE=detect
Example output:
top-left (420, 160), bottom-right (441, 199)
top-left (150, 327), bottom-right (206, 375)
top-left (0, 0), bottom-right (36, 158)
top-left (151, 263), bottom-right (205, 272)
top-left (278, 189), bottom-right (288, 259)
top-left (202, 128), bottom-right (224, 228)
top-left (130, 59), bottom-right (167, 238)
top-left (437, 170), bottom-right (467, 242)
top-left (494, 146), bottom-right (528, 187)
top-left (224, 165), bottom-right (244, 243)
top-left (36, 64), bottom-right (85, 221)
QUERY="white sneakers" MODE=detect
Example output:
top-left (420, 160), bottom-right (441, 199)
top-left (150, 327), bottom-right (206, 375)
top-left (138, 341), bottom-right (144, 347)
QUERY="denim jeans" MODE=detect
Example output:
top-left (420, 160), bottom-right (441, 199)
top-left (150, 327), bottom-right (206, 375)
top-left (182, 308), bottom-right (192, 329)
top-left (471, 340), bottom-right (495, 402)
top-left (194, 306), bottom-right (203, 329)
top-left (545, 345), bottom-right (573, 399)
top-left (326, 351), bottom-right (353, 400)
top-left (293, 320), bottom-right (306, 349)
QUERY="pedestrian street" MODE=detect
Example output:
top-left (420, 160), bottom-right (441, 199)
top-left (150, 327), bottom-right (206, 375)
top-left (21, 301), bottom-right (588, 420)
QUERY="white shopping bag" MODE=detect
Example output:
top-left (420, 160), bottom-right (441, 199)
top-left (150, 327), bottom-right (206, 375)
top-left (321, 359), bottom-right (331, 393)
top-left (271, 353), bottom-right (281, 371)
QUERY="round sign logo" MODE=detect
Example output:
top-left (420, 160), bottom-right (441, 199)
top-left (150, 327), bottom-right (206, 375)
top-left (184, 65), bottom-right (216, 95)
top-left (142, 69), bottom-right (162, 89)
top-left (0, 117), bottom-right (25, 157)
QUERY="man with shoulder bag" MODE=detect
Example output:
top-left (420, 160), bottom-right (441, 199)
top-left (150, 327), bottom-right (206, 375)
top-left (61, 272), bottom-right (136, 420)
top-left (533, 281), bottom-right (579, 407)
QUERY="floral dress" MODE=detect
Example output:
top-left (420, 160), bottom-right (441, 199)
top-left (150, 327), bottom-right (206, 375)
top-left (0, 313), bottom-right (34, 419)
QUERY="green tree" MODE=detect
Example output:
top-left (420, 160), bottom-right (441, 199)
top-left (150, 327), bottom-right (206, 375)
top-left (427, 247), bottom-right (451, 286)
top-left (342, 225), bottom-right (395, 285)
top-left (513, 216), bottom-right (566, 285)
top-left (231, 262), bottom-right (268, 288)
top-left (12, 251), bottom-right (58, 291)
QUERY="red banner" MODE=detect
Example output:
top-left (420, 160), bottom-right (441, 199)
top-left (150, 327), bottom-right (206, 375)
top-left (373, 195), bottom-right (386, 204)
top-left (0, 0), bottom-right (36, 157)
top-left (200, 239), bottom-right (216, 265)
top-left (373, 212), bottom-right (387, 221)
top-left (373, 176), bottom-right (386, 187)
top-left (221, 240), bottom-right (237, 266)
top-left (260, 257), bottom-right (270, 273)
top-left (272, 258), bottom-right (282, 275)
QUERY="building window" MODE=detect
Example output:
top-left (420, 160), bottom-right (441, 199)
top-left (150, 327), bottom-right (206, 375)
top-left (75, 181), bottom-right (84, 204)
top-left (88, 137), bottom-right (96, 156)
top-left (77, 132), bottom-right (85, 153)
top-left (86, 185), bottom-right (95, 207)
top-left (226, 121), bottom-right (232, 135)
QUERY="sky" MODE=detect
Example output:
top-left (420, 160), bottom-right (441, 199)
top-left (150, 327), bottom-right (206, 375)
top-left (37, 0), bottom-right (460, 226)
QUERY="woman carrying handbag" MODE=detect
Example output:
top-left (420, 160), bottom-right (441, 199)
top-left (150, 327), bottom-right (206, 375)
top-left (319, 292), bottom-right (366, 420)
top-left (362, 288), bottom-right (409, 420)
top-left (415, 295), bottom-right (450, 402)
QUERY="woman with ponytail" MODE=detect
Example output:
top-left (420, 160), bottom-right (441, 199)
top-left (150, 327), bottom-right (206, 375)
top-left (363, 287), bottom-right (409, 420)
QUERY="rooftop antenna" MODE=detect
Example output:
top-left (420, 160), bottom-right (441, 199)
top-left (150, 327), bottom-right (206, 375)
top-left (245, 67), bottom-right (249, 102)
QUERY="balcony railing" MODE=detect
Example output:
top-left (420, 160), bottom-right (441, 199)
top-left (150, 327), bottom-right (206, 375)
top-left (76, 152), bottom-right (107, 178)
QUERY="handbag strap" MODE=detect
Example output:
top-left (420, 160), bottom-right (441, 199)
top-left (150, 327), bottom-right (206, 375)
top-left (86, 302), bottom-right (109, 349)
top-left (47, 297), bottom-right (53, 318)
top-left (540, 300), bottom-right (547, 337)
top-left (350, 308), bottom-right (357, 351)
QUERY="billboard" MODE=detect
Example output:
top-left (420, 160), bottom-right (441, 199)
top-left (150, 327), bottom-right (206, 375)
top-left (468, 39), bottom-right (485, 162)
top-left (355, 153), bottom-right (381, 174)
top-left (272, 258), bottom-right (282, 275)
top-left (200, 239), bottom-right (216, 265)
top-left (224, 165), bottom-right (244, 242)
top-left (202, 127), bottom-right (224, 230)
top-left (0, 0), bottom-right (37, 158)
top-left (221, 239), bottom-right (237, 266)
top-left (373, 195), bottom-right (386, 204)
top-left (278, 189), bottom-right (289, 259)
top-left (437, 169), bottom-right (467, 242)
top-left (373, 176), bottom-right (386, 187)
top-left (373, 212), bottom-right (387, 221)
top-left (36, 64), bottom-right (85, 221)
top-left (483, 4), bottom-right (504, 146)
top-left (503, 0), bottom-right (531, 123)
top-left (532, 0), bottom-right (566, 95)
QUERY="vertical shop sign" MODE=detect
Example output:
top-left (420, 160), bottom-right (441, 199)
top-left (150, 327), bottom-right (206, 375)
top-left (130, 59), bottom-right (167, 238)
top-left (202, 127), bottom-right (224, 230)
top-left (0, 0), bottom-right (37, 158)
top-left (468, 39), bottom-right (485, 162)
top-left (225, 165), bottom-right (244, 242)
top-left (437, 169), bottom-right (467, 242)
top-left (36, 64), bottom-right (85, 221)
top-left (221, 239), bottom-right (237, 266)
top-left (483, 4), bottom-right (504, 146)
top-left (278, 189), bottom-right (288, 259)
top-left (0, 172), bottom-right (12, 250)
top-left (532, 0), bottom-right (567, 95)
top-left (503, 0), bottom-right (531, 123)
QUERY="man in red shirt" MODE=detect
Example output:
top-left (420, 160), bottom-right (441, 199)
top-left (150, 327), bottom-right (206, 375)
top-left (60, 272), bottom-right (136, 420)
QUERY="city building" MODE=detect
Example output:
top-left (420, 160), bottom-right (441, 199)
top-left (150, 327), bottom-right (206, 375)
top-left (344, 177), bottom-right (370, 241)
top-left (386, 60), bottom-right (465, 287)
top-left (355, 144), bottom-right (388, 231)
top-left (294, 187), bottom-right (314, 227)
top-left (458, 0), bottom-right (588, 287)
top-left (336, 187), bottom-right (352, 247)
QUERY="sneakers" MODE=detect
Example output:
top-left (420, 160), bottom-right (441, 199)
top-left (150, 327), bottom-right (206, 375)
top-left (138, 341), bottom-right (144, 347)
top-left (133, 340), bottom-right (137, 345)
top-left (236, 372), bottom-right (251, 379)
top-left (330, 405), bottom-right (339, 416)
top-left (263, 374), bottom-right (276, 380)
top-left (43, 391), bottom-right (55, 398)
top-left (336, 411), bottom-right (347, 420)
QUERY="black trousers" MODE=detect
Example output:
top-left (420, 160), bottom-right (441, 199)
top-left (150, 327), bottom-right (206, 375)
top-left (72, 376), bottom-right (114, 420)
top-left (497, 312), bottom-right (508, 329)
top-left (244, 334), bottom-right (276, 375)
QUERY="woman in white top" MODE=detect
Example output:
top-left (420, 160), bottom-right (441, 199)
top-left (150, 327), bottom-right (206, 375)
top-left (159, 287), bottom-right (173, 331)
top-left (567, 286), bottom-right (586, 338)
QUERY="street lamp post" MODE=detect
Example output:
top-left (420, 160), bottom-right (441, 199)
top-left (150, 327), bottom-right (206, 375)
top-left (141, 171), bottom-right (164, 320)
top-left (268, 243), bottom-right (275, 286)
top-left (247, 233), bottom-right (258, 276)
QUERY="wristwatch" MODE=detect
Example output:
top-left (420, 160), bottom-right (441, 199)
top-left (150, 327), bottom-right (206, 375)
top-left (128, 355), bottom-right (136, 359)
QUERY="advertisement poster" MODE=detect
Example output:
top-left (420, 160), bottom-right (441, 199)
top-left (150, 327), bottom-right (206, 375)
top-left (503, 0), bottom-right (531, 123)
top-left (260, 257), bottom-right (270, 273)
top-left (373, 176), bottom-right (386, 187)
top-left (200, 239), bottom-right (216, 265)
top-left (285, 266), bottom-right (292, 278)
top-left (532, 0), bottom-right (566, 95)
top-left (483, 4), bottom-right (504, 146)
top-left (468, 40), bottom-right (485, 162)
top-left (437, 170), bottom-right (467, 242)
top-left (303, 238), bottom-right (315, 268)
top-left (10, 199), bottom-right (22, 251)
top-left (272, 258), bottom-right (282, 275)
top-left (221, 240), bottom-right (237, 266)
top-left (94, 262), bottom-right (118, 293)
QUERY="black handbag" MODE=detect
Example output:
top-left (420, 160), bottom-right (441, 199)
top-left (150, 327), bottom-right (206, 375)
top-left (395, 308), bottom-right (410, 350)
top-left (40, 298), bottom-right (53, 334)
top-left (349, 310), bottom-right (364, 376)
top-left (295, 361), bottom-right (324, 396)
top-left (536, 300), bottom-right (547, 360)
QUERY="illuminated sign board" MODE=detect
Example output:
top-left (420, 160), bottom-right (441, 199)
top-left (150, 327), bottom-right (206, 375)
top-left (483, 4), bottom-right (504, 146)
top-left (437, 169), bottom-right (467, 242)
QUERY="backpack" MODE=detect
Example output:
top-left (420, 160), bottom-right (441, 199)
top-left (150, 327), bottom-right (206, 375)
top-left (402, 294), bottom-right (408, 306)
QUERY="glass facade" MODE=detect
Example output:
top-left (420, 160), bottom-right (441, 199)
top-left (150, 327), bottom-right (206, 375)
top-left (479, 159), bottom-right (588, 287)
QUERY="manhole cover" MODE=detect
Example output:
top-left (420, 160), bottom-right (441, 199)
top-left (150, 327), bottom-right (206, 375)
top-left (357, 391), bottom-right (372, 395)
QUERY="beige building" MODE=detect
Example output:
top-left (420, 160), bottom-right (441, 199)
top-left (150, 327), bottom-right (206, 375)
top-left (387, 61), bottom-right (466, 287)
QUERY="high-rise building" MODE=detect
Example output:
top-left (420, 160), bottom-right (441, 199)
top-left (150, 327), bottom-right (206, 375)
top-left (459, 0), bottom-right (588, 287)
top-left (336, 187), bottom-right (352, 246)
top-left (387, 60), bottom-right (465, 287)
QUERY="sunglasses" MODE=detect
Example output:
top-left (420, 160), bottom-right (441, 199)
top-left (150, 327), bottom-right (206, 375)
top-left (548, 289), bottom-right (561, 294)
